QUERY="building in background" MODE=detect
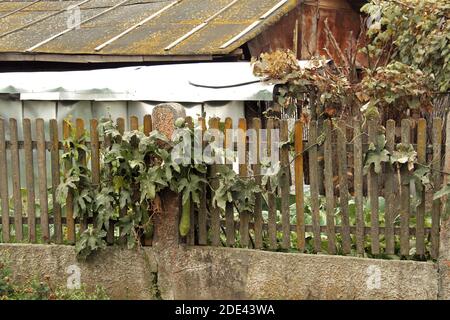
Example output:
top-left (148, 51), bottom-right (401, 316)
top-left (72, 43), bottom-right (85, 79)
top-left (0, 0), bottom-right (366, 123)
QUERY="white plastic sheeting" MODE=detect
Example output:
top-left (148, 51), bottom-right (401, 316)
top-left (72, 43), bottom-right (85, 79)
top-left (0, 62), bottom-right (275, 102)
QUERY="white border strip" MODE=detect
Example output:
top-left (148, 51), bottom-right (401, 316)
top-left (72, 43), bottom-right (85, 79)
top-left (26, 0), bottom-right (131, 52)
top-left (95, 0), bottom-right (181, 52)
top-left (219, 0), bottom-right (288, 49)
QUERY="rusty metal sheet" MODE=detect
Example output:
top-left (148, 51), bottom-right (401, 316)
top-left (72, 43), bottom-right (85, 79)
top-left (299, 0), bottom-right (365, 66)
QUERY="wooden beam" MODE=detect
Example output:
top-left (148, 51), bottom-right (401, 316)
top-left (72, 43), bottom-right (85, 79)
top-left (0, 52), bottom-right (214, 63)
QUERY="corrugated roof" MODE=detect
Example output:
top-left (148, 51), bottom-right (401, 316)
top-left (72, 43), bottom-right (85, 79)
top-left (0, 0), bottom-right (298, 62)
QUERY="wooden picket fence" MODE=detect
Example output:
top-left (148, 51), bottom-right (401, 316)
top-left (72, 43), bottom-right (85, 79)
top-left (187, 116), bottom-right (447, 260)
top-left (0, 115), bottom-right (447, 260)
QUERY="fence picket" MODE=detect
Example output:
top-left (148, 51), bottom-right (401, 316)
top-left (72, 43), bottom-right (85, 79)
top-left (238, 118), bottom-right (249, 248)
top-left (10, 118), bottom-right (23, 241)
top-left (400, 119), bottom-right (411, 256)
top-left (90, 119), bottom-right (100, 230)
top-left (209, 117), bottom-right (221, 247)
top-left (144, 114), bottom-right (152, 135)
top-left (23, 119), bottom-right (36, 243)
top-left (130, 115), bottom-right (138, 131)
top-left (368, 119), bottom-right (380, 255)
top-left (224, 117), bottom-right (235, 247)
top-left (267, 118), bottom-right (277, 250)
top-left (308, 120), bottom-right (321, 252)
top-left (198, 117), bottom-right (208, 245)
top-left (294, 120), bottom-right (305, 252)
top-left (385, 120), bottom-right (395, 255)
top-left (117, 117), bottom-right (126, 244)
top-left (324, 120), bottom-right (336, 254)
top-left (50, 120), bottom-right (62, 243)
top-left (280, 119), bottom-right (290, 250)
top-left (416, 118), bottom-right (426, 257)
top-left (63, 119), bottom-right (75, 244)
top-left (353, 119), bottom-right (364, 255)
top-left (0, 119), bottom-right (9, 242)
top-left (76, 118), bottom-right (88, 233)
top-left (185, 116), bottom-right (195, 246)
top-left (102, 119), bottom-right (114, 245)
top-left (252, 118), bottom-right (263, 249)
top-left (36, 119), bottom-right (49, 243)
top-left (431, 118), bottom-right (442, 259)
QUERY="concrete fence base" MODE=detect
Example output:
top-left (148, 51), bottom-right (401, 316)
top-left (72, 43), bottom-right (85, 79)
top-left (0, 243), bottom-right (446, 300)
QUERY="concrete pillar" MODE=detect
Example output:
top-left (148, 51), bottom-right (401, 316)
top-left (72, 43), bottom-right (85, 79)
top-left (151, 103), bottom-right (186, 249)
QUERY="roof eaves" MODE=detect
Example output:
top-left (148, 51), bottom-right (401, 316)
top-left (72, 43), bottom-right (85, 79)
top-left (217, 0), bottom-right (299, 55)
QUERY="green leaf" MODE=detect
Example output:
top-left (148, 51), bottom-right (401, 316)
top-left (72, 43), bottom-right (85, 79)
top-left (433, 184), bottom-right (450, 200)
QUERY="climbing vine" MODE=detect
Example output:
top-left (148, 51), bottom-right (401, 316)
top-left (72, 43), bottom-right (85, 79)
top-left (57, 118), bottom-right (280, 259)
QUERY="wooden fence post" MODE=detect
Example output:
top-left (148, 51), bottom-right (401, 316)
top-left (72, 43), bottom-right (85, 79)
top-left (151, 103), bottom-right (185, 248)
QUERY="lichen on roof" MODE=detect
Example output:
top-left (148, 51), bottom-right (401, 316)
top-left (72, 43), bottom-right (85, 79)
top-left (0, 0), bottom-right (298, 60)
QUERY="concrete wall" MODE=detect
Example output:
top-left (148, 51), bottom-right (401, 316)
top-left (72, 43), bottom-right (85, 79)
top-left (0, 244), bottom-right (442, 300)
top-left (0, 244), bottom-right (157, 300)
